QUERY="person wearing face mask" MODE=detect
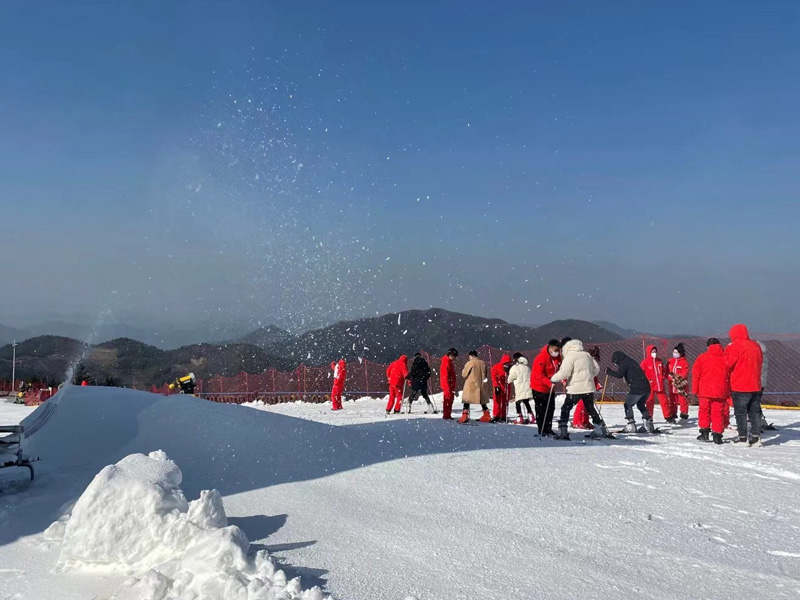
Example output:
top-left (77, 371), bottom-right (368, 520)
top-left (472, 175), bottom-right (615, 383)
top-left (667, 343), bottom-right (690, 422)
top-left (641, 345), bottom-right (677, 423)
top-left (530, 339), bottom-right (562, 436)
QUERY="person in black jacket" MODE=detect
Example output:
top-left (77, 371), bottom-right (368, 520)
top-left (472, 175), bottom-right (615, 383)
top-left (607, 351), bottom-right (654, 433)
top-left (406, 353), bottom-right (437, 414)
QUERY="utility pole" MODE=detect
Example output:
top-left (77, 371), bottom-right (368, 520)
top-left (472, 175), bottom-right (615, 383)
top-left (11, 340), bottom-right (17, 392)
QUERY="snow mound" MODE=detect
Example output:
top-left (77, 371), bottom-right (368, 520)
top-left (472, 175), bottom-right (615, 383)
top-left (46, 450), bottom-right (326, 600)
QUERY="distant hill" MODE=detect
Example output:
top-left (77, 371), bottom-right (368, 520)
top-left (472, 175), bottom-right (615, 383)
top-left (0, 323), bottom-right (30, 347)
top-left (3, 321), bottom-right (255, 350)
top-left (238, 325), bottom-right (294, 349)
top-left (592, 320), bottom-right (697, 340)
top-left (0, 336), bottom-right (291, 387)
top-left (1, 310), bottom-right (625, 386)
top-left (247, 308), bottom-right (622, 365)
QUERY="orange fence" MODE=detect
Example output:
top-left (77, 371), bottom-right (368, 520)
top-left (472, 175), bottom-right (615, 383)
top-left (153, 334), bottom-right (800, 407)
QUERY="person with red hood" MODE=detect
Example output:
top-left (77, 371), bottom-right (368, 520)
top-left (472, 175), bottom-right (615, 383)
top-left (490, 353), bottom-right (514, 422)
top-left (440, 348), bottom-right (459, 420)
top-left (386, 355), bottom-right (409, 414)
top-left (530, 339), bottom-right (562, 436)
top-left (691, 338), bottom-right (729, 444)
top-left (330, 359), bottom-right (346, 411)
top-left (725, 323), bottom-right (764, 446)
top-left (641, 345), bottom-right (676, 423)
top-left (668, 343), bottom-right (691, 422)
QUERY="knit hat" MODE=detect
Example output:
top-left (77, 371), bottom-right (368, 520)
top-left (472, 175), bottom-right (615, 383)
top-left (674, 343), bottom-right (686, 357)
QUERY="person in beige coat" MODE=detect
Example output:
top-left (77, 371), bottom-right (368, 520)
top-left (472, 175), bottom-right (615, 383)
top-left (550, 339), bottom-right (610, 440)
top-left (459, 350), bottom-right (491, 424)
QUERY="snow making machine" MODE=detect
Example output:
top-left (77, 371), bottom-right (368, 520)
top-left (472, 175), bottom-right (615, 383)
top-left (0, 424), bottom-right (38, 485)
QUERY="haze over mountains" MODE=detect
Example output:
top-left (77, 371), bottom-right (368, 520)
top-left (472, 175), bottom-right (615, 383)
top-left (1, 308), bottom-right (634, 387)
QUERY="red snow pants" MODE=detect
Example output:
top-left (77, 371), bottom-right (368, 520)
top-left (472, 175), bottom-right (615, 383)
top-left (387, 384), bottom-right (403, 412)
top-left (572, 400), bottom-right (591, 428)
top-left (698, 397), bottom-right (727, 434)
top-left (442, 390), bottom-right (455, 419)
top-left (492, 389), bottom-right (508, 420)
top-left (646, 391), bottom-right (674, 420)
top-left (331, 384), bottom-right (343, 410)
top-left (672, 393), bottom-right (689, 416)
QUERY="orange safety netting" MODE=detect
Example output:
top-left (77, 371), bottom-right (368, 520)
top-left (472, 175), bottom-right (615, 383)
top-left (154, 334), bottom-right (800, 407)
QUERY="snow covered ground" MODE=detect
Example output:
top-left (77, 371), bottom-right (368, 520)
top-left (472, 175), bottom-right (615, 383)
top-left (2, 387), bottom-right (800, 600)
top-left (0, 399), bottom-right (37, 425)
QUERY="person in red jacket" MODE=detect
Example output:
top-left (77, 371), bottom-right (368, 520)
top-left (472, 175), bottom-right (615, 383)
top-left (530, 339), bottom-right (562, 436)
top-left (725, 323), bottom-right (764, 446)
top-left (330, 359), bottom-right (346, 411)
top-left (692, 338), bottom-right (730, 444)
top-left (385, 355), bottom-right (408, 414)
top-left (641, 345), bottom-right (676, 423)
top-left (668, 342), bottom-right (690, 422)
top-left (490, 354), bottom-right (513, 422)
top-left (440, 348), bottom-right (459, 420)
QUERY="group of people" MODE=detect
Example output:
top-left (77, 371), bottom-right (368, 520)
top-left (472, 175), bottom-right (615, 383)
top-left (329, 323), bottom-right (769, 446)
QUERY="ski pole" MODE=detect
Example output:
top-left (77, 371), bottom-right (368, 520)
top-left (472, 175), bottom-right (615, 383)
top-left (544, 385), bottom-right (555, 433)
top-left (597, 373), bottom-right (609, 419)
top-left (401, 380), bottom-right (408, 413)
top-left (428, 381), bottom-right (437, 413)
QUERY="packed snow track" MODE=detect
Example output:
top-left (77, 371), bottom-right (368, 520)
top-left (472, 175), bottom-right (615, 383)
top-left (1, 386), bottom-right (800, 600)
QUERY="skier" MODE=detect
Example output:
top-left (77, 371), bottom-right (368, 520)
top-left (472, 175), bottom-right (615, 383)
top-left (550, 339), bottom-right (609, 440)
top-left (725, 324), bottom-right (764, 446)
top-left (490, 354), bottom-right (513, 422)
top-left (572, 346), bottom-right (602, 430)
top-left (691, 338), bottom-right (730, 444)
top-left (530, 339), bottom-right (562, 436)
top-left (606, 351), bottom-right (655, 433)
top-left (440, 348), bottom-right (459, 420)
top-left (668, 343), bottom-right (690, 422)
top-left (406, 353), bottom-right (436, 413)
top-left (641, 345), bottom-right (676, 423)
top-left (459, 350), bottom-right (491, 424)
top-left (385, 355), bottom-right (408, 415)
top-left (507, 352), bottom-right (534, 424)
top-left (330, 359), bottom-right (346, 411)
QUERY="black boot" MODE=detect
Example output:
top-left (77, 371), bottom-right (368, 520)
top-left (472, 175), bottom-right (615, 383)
top-left (680, 413), bottom-right (689, 421)
top-left (712, 432), bottom-right (724, 445)
top-left (696, 428), bottom-right (710, 442)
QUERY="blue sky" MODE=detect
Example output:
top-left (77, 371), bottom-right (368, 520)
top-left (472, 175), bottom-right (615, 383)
top-left (1, 0), bottom-right (799, 335)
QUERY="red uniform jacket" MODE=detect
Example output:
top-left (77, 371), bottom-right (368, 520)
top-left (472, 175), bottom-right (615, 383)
top-left (491, 354), bottom-right (512, 392)
top-left (386, 355), bottom-right (408, 387)
top-left (331, 359), bottom-right (346, 389)
top-left (725, 324), bottom-right (763, 393)
top-left (691, 344), bottom-right (730, 399)
top-left (668, 356), bottom-right (689, 394)
top-left (440, 354), bottom-right (457, 394)
top-left (641, 345), bottom-right (667, 393)
top-left (530, 346), bottom-right (561, 393)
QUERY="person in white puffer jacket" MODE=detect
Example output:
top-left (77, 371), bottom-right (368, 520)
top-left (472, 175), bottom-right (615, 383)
top-left (550, 339), bottom-right (609, 440)
top-left (507, 352), bottom-right (534, 424)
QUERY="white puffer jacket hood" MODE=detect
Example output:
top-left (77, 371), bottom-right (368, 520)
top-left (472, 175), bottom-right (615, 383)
top-left (550, 339), bottom-right (600, 394)
top-left (507, 356), bottom-right (533, 401)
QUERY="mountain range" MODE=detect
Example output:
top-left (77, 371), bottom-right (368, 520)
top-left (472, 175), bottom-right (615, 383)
top-left (0, 308), bottom-right (630, 388)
